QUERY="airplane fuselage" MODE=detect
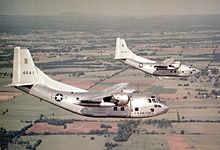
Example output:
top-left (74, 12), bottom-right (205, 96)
top-left (18, 83), bottom-right (168, 118)
top-left (123, 59), bottom-right (199, 77)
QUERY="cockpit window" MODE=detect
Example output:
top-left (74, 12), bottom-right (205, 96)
top-left (152, 99), bottom-right (156, 103)
top-left (155, 104), bottom-right (161, 108)
top-left (189, 65), bottom-right (195, 69)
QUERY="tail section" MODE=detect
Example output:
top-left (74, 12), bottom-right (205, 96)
top-left (10, 47), bottom-right (87, 92)
top-left (114, 38), bottom-right (155, 63)
top-left (12, 47), bottom-right (38, 86)
top-left (114, 38), bottom-right (136, 60)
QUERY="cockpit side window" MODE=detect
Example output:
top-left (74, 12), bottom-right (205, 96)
top-left (150, 108), bottom-right (154, 112)
top-left (152, 99), bottom-right (156, 103)
top-left (148, 99), bottom-right (152, 103)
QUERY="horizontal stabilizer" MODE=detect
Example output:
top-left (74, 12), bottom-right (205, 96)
top-left (6, 82), bottom-right (35, 87)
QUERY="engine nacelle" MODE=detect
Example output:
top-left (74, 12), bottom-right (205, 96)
top-left (167, 61), bottom-right (180, 70)
top-left (121, 89), bottom-right (137, 94)
top-left (111, 94), bottom-right (129, 106)
top-left (172, 61), bottom-right (180, 69)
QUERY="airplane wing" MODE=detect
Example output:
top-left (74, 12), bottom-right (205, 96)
top-left (79, 83), bottom-right (129, 102)
top-left (155, 58), bottom-right (174, 67)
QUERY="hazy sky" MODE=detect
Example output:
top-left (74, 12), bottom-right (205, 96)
top-left (1, 0), bottom-right (220, 16)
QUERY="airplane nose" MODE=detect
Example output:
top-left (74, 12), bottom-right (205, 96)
top-left (163, 104), bottom-right (169, 113)
top-left (192, 68), bottom-right (200, 75)
top-left (159, 99), bottom-right (169, 113)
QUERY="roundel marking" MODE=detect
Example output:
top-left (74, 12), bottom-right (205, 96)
top-left (139, 63), bottom-right (143, 68)
top-left (55, 93), bottom-right (63, 102)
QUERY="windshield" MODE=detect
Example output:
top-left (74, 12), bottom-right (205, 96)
top-left (147, 97), bottom-right (158, 103)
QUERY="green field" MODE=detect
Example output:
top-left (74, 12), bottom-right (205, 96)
top-left (37, 135), bottom-right (109, 150)
top-left (185, 134), bottom-right (220, 150)
top-left (118, 134), bottom-right (169, 150)
top-left (149, 86), bottom-right (177, 94)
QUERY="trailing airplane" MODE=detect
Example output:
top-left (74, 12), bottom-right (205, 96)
top-left (8, 47), bottom-right (169, 118)
top-left (115, 38), bottom-right (200, 77)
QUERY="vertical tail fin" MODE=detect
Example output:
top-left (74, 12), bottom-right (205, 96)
top-left (114, 38), bottom-right (156, 63)
top-left (10, 47), bottom-right (87, 92)
top-left (114, 38), bottom-right (136, 60)
top-left (12, 47), bottom-right (38, 86)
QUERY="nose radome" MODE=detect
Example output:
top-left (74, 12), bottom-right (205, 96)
top-left (193, 68), bottom-right (200, 75)
top-left (163, 105), bottom-right (169, 113)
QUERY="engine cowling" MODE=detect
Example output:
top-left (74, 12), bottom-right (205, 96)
top-left (172, 61), bottom-right (180, 69)
top-left (111, 94), bottom-right (129, 106)
top-left (121, 89), bottom-right (137, 94)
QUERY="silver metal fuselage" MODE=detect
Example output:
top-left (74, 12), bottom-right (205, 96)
top-left (18, 83), bottom-right (169, 118)
top-left (123, 59), bottom-right (200, 77)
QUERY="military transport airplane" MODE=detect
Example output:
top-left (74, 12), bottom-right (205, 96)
top-left (8, 47), bottom-right (168, 118)
top-left (115, 38), bottom-right (200, 77)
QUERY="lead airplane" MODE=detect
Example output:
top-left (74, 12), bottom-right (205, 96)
top-left (8, 47), bottom-right (169, 118)
top-left (115, 38), bottom-right (200, 77)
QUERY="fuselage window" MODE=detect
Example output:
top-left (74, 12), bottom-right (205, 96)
top-left (114, 107), bottom-right (117, 111)
top-left (121, 107), bottom-right (125, 111)
top-left (182, 71), bottom-right (184, 73)
top-left (135, 107), bottom-right (139, 111)
top-left (150, 108), bottom-right (154, 112)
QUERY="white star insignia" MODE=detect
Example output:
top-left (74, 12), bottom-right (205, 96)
top-left (55, 93), bottom-right (63, 102)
